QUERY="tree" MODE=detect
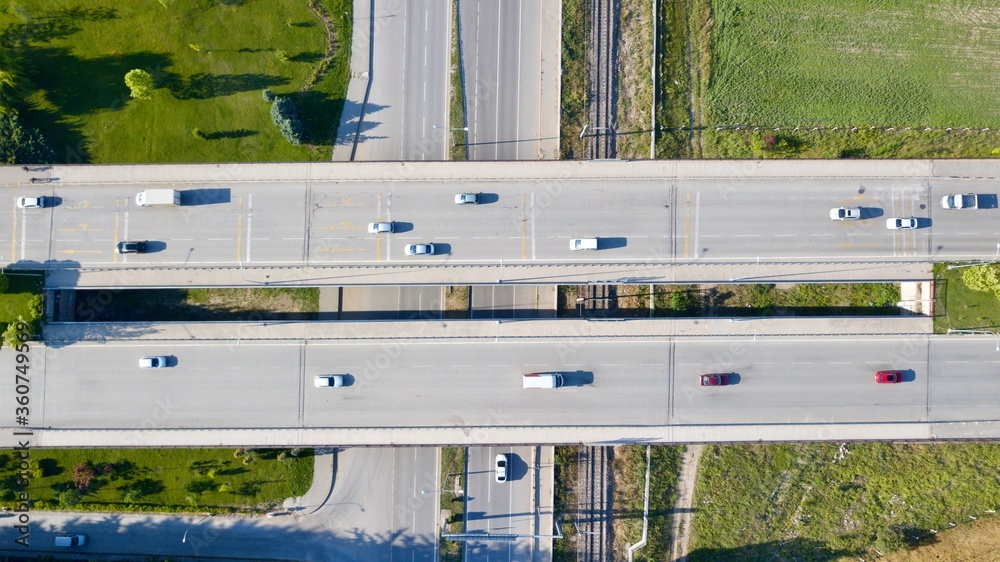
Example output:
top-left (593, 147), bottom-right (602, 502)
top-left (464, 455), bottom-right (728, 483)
top-left (2, 315), bottom-right (29, 349)
top-left (58, 489), bottom-right (82, 508)
top-left (962, 265), bottom-right (1000, 295)
top-left (0, 113), bottom-right (53, 164)
top-left (124, 69), bottom-right (155, 100)
top-left (72, 462), bottom-right (95, 491)
top-left (269, 96), bottom-right (304, 145)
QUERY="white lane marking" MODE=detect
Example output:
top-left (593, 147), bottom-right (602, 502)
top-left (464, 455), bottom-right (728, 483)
top-left (245, 193), bottom-right (253, 262)
top-left (530, 192), bottom-right (536, 259)
top-left (19, 211), bottom-right (26, 260)
top-left (493, 0), bottom-right (502, 159)
top-left (514, 0), bottom-right (523, 159)
top-left (693, 191), bottom-right (701, 258)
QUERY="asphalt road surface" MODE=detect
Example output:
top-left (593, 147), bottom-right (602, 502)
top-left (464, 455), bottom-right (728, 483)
top-left (352, 0), bottom-right (450, 161)
top-left (459, 0), bottom-right (545, 160)
top-left (22, 334), bottom-right (1000, 432)
top-left (8, 178), bottom-right (1000, 270)
top-left (464, 445), bottom-right (538, 561)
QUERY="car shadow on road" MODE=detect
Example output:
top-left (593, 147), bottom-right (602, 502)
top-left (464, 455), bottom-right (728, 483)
top-left (563, 370), bottom-right (594, 387)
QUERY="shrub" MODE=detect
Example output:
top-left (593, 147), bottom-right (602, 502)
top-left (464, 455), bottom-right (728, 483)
top-left (669, 290), bottom-right (693, 311)
top-left (963, 265), bottom-right (1000, 296)
top-left (124, 69), bottom-right (155, 100)
top-left (191, 128), bottom-right (206, 140)
top-left (274, 49), bottom-right (289, 62)
top-left (269, 96), bottom-right (304, 145)
top-left (58, 489), bottom-right (82, 508)
top-left (0, 112), bottom-right (53, 164)
top-left (262, 89), bottom-right (275, 102)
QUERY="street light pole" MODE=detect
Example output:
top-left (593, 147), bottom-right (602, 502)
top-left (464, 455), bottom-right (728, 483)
top-left (181, 514), bottom-right (211, 543)
top-left (947, 243), bottom-right (1000, 270)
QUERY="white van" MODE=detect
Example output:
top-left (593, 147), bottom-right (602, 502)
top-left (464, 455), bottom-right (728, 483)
top-left (569, 238), bottom-right (598, 251)
top-left (522, 373), bottom-right (564, 389)
top-left (55, 534), bottom-right (86, 547)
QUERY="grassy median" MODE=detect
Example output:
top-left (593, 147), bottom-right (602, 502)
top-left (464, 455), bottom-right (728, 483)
top-left (0, 448), bottom-right (313, 514)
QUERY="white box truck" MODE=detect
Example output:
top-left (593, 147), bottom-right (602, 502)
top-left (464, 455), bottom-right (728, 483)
top-left (569, 238), bottom-right (599, 251)
top-left (136, 189), bottom-right (181, 207)
top-left (522, 373), bottom-right (564, 389)
top-left (940, 193), bottom-right (978, 210)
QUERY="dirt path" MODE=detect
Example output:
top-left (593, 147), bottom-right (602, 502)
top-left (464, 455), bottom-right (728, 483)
top-left (670, 444), bottom-right (704, 562)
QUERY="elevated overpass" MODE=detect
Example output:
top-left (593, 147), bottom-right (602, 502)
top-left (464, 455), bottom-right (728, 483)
top-left (3, 159), bottom-right (997, 287)
top-left (9, 317), bottom-right (1000, 448)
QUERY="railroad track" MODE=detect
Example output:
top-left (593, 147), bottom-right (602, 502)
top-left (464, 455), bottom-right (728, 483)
top-left (588, 0), bottom-right (618, 159)
top-left (577, 446), bottom-right (614, 562)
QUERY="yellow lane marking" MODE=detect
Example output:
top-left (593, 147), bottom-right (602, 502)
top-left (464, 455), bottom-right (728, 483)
top-left (57, 224), bottom-right (103, 233)
top-left (56, 249), bottom-right (103, 255)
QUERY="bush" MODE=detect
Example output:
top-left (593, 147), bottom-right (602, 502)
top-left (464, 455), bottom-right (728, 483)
top-left (191, 128), bottom-right (206, 140)
top-left (58, 489), bottom-right (82, 508)
top-left (262, 89), bottom-right (276, 102)
top-left (963, 265), bottom-right (1000, 296)
top-left (72, 462), bottom-right (95, 491)
top-left (669, 290), bottom-right (693, 311)
top-left (0, 112), bottom-right (53, 164)
top-left (269, 96), bottom-right (304, 145)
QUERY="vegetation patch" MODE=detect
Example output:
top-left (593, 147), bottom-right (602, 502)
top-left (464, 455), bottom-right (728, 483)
top-left (556, 283), bottom-right (899, 318)
top-left (560, 0), bottom-right (589, 158)
top-left (689, 443), bottom-right (1000, 561)
top-left (883, 513), bottom-right (1000, 562)
top-left (448, 0), bottom-right (467, 160)
top-left (614, 0), bottom-right (653, 159)
top-left (703, 128), bottom-right (1000, 159)
top-left (0, 272), bottom-right (44, 347)
top-left (444, 286), bottom-right (470, 319)
top-left (553, 446), bottom-right (579, 561)
top-left (74, 287), bottom-right (319, 322)
top-left (654, 0), bottom-right (694, 158)
top-left (933, 263), bottom-right (1000, 334)
top-left (708, 0), bottom-right (1000, 128)
top-left (612, 445), bottom-right (683, 561)
top-left (439, 447), bottom-right (466, 562)
top-left (1, 0), bottom-right (349, 163)
top-left (0, 448), bottom-right (313, 513)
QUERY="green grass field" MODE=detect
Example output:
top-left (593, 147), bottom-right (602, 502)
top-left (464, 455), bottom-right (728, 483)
top-left (689, 443), bottom-right (1000, 561)
top-left (2, 0), bottom-right (350, 163)
top-left (0, 448), bottom-right (313, 513)
top-left (933, 263), bottom-right (1000, 333)
top-left (707, 0), bottom-right (1000, 127)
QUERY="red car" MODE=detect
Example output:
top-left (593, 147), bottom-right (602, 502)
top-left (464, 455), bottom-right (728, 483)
top-left (700, 373), bottom-right (730, 386)
top-left (875, 370), bottom-right (903, 384)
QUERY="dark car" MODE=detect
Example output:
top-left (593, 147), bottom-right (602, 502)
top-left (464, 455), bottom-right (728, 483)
top-left (699, 373), bottom-right (730, 386)
top-left (875, 370), bottom-right (903, 384)
top-left (116, 241), bottom-right (147, 254)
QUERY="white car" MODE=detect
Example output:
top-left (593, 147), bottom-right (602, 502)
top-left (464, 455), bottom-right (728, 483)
top-left (454, 193), bottom-right (480, 205)
top-left (17, 196), bottom-right (45, 209)
top-left (495, 453), bottom-right (509, 483)
top-left (829, 207), bottom-right (861, 221)
top-left (138, 356), bottom-right (167, 369)
top-left (405, 243), bottom-right (435, 256)
top-left (314, 375), bottom-right (345, 388)
top-left (886, 217), bottom-right (917, 230)
top-left (367, 221), bottom-right (394, 234)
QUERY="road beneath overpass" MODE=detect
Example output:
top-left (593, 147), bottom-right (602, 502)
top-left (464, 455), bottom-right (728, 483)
top-left (9, 317), bottom-right (1000, 447)
top-left (2, 160), bottom-right (996, 287)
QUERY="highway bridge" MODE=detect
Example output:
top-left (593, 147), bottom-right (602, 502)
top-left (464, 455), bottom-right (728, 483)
top-left (6, 317), bottom-right (1000, 447)
top-left (4, 159), bottom-right (998, 287)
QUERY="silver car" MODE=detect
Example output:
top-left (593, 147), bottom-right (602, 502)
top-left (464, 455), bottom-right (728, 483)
top-left (886, 217), bottom-right (917, 230)
top-left (405, 243), bottom-right (435, 256)
top-left (454, 193), bottom-right (480, 205)
top-left (139, 356), bottom-right (167, 369)
top-left (367, 221), bottom-right (394, 234)
top-left (829, 207), bottom-right (861, 221)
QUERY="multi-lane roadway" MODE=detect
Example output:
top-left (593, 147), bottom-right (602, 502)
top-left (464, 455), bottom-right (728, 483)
top-left (6, 161), bottom-right (1000, 287)
top-left (13, 318), bottom-right (1000, 446)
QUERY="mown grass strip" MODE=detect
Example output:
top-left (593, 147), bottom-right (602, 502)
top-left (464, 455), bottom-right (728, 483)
top-left (0, 448), bottom-right (313, 514)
